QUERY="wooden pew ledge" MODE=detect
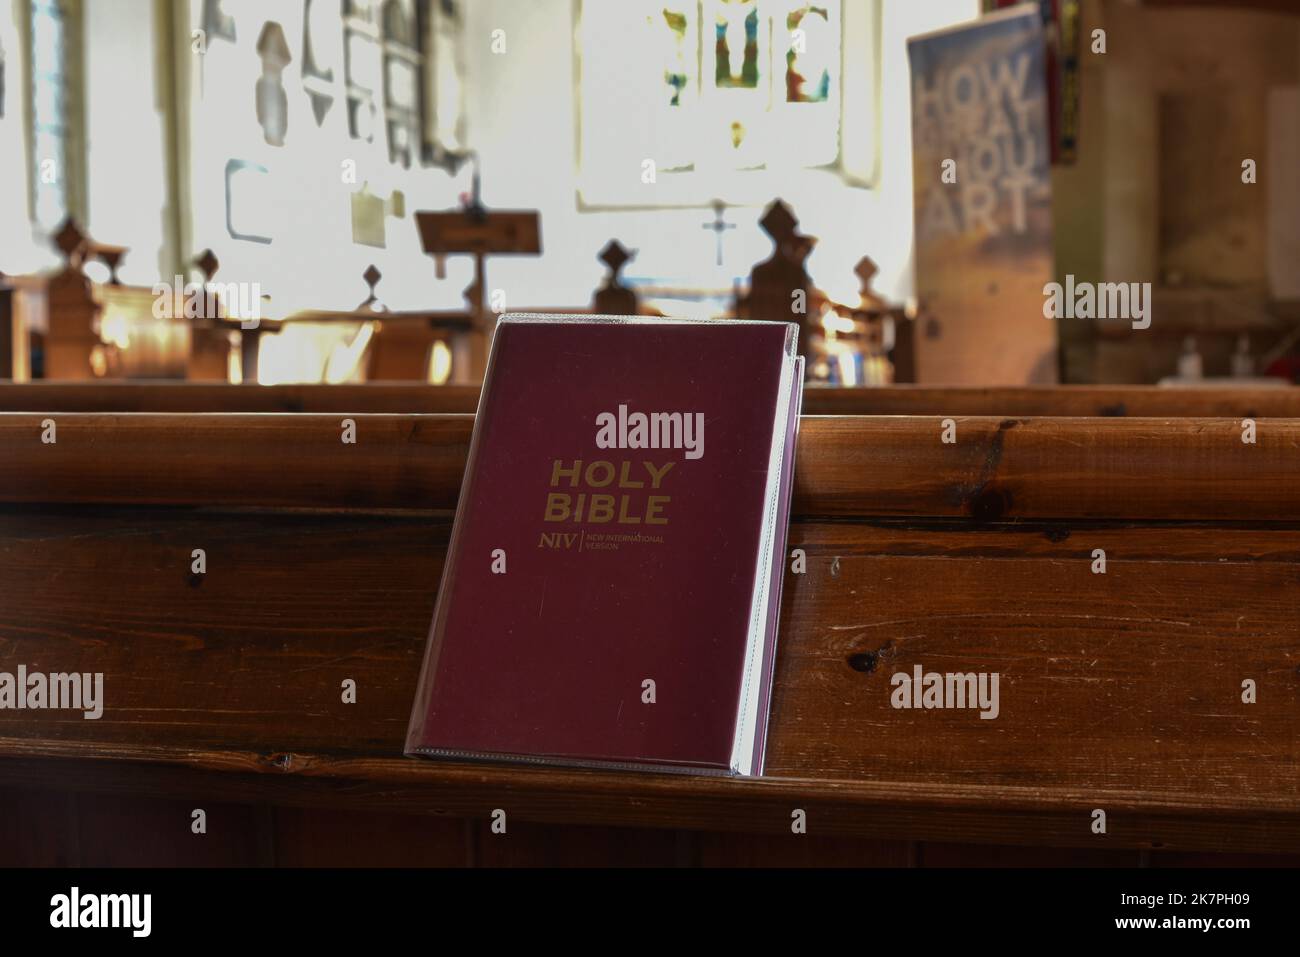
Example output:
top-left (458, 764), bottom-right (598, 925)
top-left (2, 739), bottom-right (1296, 853)
top-left (2, 412), bottom-right (1299, 521)
top-left (0, 382), bottom-right (484, 414)
top-left (3, 382), bottom-right (1300, 418)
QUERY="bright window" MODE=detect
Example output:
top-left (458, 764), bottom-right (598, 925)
top-left (27, 0), bottom-right (84, 231)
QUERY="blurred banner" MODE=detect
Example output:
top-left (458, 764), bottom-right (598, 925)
top-left (909, 5), bottom-right (1059, 385)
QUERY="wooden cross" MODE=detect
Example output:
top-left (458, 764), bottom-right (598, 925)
top-left (701, 200), bottom-right (736, 266)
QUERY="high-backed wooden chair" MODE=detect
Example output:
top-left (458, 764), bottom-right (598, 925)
top-left (184, 249), bottom-right (241, 382)
top-left (733, 200), bottom-right (819, 360)
top-left (591, 240), bottom-right (640, 316)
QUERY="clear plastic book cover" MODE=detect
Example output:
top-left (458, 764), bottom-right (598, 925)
top-left (406, 315), bottom-right (802, 775)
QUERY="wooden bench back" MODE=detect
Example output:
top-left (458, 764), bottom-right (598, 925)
top-left (2, 382), bottom-right (1299, 418)
top-left (1, 412), bottom-right (1297, 850)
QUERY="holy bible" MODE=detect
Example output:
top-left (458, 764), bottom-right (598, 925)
top-left (406, 315), bottom-right (803, 775)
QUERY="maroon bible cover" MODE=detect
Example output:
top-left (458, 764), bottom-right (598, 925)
top-left (406, 315), bottom-right (802, 775)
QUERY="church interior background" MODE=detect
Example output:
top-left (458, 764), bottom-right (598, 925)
top-left (2, 0), bottom-right (1294, 390)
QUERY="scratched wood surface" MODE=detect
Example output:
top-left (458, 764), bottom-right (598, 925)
top-left (1, 490), bottom-right (1299, 849)
top-left (0, 411), bottom-right (1298, 860)
top-left (3, 382), bottom-right (1300, 417)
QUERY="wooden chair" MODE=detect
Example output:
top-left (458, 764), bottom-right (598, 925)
top-left (591, 240), bottom-right (640, 317)
top-left (732, 201), bottom-right (916, 384)
top-left (733, 200), bottom-right (819, 359)
top-left (43, 220), bottom-right (103, 381)
top-left (183, 249), bottom-right (242, 382)
top-left (277, 264), bottom-right (475, 384)
top-left (324, 240), bottom-right (654, 384)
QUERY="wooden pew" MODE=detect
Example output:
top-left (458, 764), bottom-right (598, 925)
top-left (11, 218), bottom-right (646, 386)
top-left (237, 242), bottom-right (648, 386)
top-left (2, 381), bottom-right (1298, 418)
top-left (277, 264), bottom-right (475, 385)
top-left (1, 410), bottom-right (1298, 865)
top-left (0, 274), bottom-right (48, 382)
top-left (800, 384), bottom-right (1300, 417)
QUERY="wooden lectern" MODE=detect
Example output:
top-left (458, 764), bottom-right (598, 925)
top-left (414, 186), bottom-right (541, 380)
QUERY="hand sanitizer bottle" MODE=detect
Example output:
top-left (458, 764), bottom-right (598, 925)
top-left (1177, 335), bottom-right (1203, 380)
top-left (1231, 334), bottom-right (1254, 378)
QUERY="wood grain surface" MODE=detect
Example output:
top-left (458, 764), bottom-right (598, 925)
top-left (1, 412), bottom-right (1297, 521)
top-left (3, 381), bottom-right (1299, 417)
top-left (1, 501), bottom-right (1297, 852)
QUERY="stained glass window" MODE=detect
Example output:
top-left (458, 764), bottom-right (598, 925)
top-left (27, 0), bottom-right (83, 231)
top-left (712, 0), bottom-right (762, 90)
top-left (786, 3), bottom-right (834, 103)
top-left (381, 1), bottom-right (420, 167)
top-left (425, 0), bottom-right (467, 165)
top-left (579, 0), bottom-right (855, 206)
top-left (340, 0), bottom-right (462, 169)
top-left (344, 0), bottom-right (382, 144)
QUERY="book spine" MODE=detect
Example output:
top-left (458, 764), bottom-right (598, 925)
top-left (748, 353), bottom-right (804, 777)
